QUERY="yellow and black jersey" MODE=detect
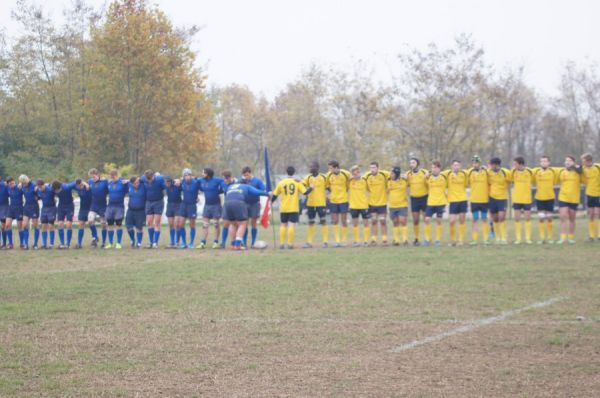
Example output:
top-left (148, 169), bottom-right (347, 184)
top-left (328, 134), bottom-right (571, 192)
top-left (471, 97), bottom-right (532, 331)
top-left (510, 167), bottom-right (534, 204)
top-left (582, 164), bottom-right (600, 197)
top-left (364, 170), bottom-right (391, 206)
top-left (349, 177), bottom-right (369, 210)
top-left (558, 168), bottom-right (582, 204)
top-left (406, 169), bottom-right (429, 197)
top-left (326, 169), bottom-right (351, 204)
top-left (426, 174), bottom-right (448, 206)
top-left (302, 173), bottom-right (328, 207)
top-left (488, 168), bottom-right (511, 200)
top-left (532, 167), bottom-right (559, 201)
top-left (443, 169), bottom-right (468, 203)
top-left (467, 167), bottom-right (489, 203)
top-left (273, 178), bottom-right (307, 213)
top-left (387, 177), bottom-right (409, 208)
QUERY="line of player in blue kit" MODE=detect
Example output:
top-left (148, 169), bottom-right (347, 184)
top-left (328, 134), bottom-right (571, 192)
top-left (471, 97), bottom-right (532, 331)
top-left (0, 165), bottom-right (268, 250)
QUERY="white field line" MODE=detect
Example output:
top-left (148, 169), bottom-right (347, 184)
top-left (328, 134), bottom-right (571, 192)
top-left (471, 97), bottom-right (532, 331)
top-left (389, 296), bottom-right (566, 353)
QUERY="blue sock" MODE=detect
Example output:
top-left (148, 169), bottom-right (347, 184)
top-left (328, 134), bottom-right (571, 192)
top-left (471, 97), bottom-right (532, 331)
top-left (34, 228), bottom-right (40, 246)
top-left (251, 227), bottom-right (258, 246)
top-left (50, 230), bottom-right (55, 246)
top-left (18, 230), bottom-right (23, 246)
top-left (169, 228), bottom-right (175, 245)
top-left (78, 229), bottom-right (84, 246)
top-left (116, 229), bottom-right (123, 244)
top-left (90, 224), bottom-right (98, 239)
top-left (221, 228), bottom-right (229, 246)
top-left (58, 228), bottom-right (65, 245)
top-left (127, 228), bottom-right (135, 244)
top-left (179, 228), bottom-right (187, 246)
top-left (7, 230), bottom-right (13, 245)
top-left (154, 230), bottom-right (160, 245)
top-left (136, 231), bottom-right (143, 245)
top-left (190, 227), bottom-right (196, 245)
top-left (243, 229), bottom-right (248, 246)
top-left (101, 228), bottom-right (107, 244)
top-left (148, 227), bottom-right (155, 245)
top-left (42, 231), bottom-right (48, 247)
top-left (1, 230), bottom-right (5, 246)
top-left (23, 229), bottom-right (29, 247)
top-left (108, 230), bottom-right (114, 245)
top-left (67, 229), bottom-right (73, 246)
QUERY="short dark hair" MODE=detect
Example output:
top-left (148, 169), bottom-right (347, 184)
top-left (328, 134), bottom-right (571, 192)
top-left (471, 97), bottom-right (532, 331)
top-left (75, 178), bottom-right (82, 185)
top-left (566, 155), bottom-right (576, 162)
top-left (130, 176), bottom-right (138, 184)
top-left (370, 161), bottom-right (379, 167)
top-left (410, 157), bottom-right (420, 166)
top-left (431, 160), bottom-right (441, 168)
top-left (452, 159), bottom-right (461, 164)
top-left (328, 160), bottom-right (339, 168)
top-left (222, 170), bottom-right (232, 179)
top-left (6, 177), bottom-right (14, 184)
top-left (203, 168), bottom-right (214, 178)
top-left (242, 166), bottom-right (252, 174)
top-left (490, 157), bottom-right (502, 165)
top-left (541, 155), bottom-right (551, 161)
top-left (144, 169), bottom-right (154, 179)
top-left (513, 156), bottom-right (525, 165)
top-left (36, 179), bottom-right (45, 186)
top-left (51, 180), bottom-right (62, 191)
top-left (286, 166), bottom-right (295, 176)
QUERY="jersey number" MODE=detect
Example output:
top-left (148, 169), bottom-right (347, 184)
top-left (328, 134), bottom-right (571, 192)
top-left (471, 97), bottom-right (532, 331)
top-left (283, 183), bottom-right (296, 195)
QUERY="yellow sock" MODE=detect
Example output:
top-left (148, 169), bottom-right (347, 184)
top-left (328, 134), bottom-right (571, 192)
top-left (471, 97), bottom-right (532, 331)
top-left (435, 224), bottom-right (443, 241)
top-left (459, 223), bottom-right (466, 242)
top-left (525, 220), bottom-right (532, 241)
top-left (321, 224), bottom-right (328, 243)
top-left (424, 224), bottom-right (432, 241)
top-left (588, 220), bottom-right (595, 238)
top-left (538, 222), bottom-right (545, 240)
top-left (333, 224), bottom-right (340, 243)
top-left (482, 222), bottom-right (489, 242)
top-left (342, 225), bottom-right (348, 242)
top-left (382, 233), bottom-right (388, 242)
top-left (560, 233), bottom-right (567, 241)
top-left (493, 222), bottom-right (500, 241)
top-left (413, 224), bottom-right (420, 240)
top-left (307, 224), bottom-right (315, 244)
top-left (514, 220), bottom-right (522, 241)
top-left (547, 220), bottom-right (553, 239)
top-left (401, 225), bottom-right (408, 242)
top-left (393, 226), bottom-right (400, 243)
top-left (352, 226), bottom-right (359, 242)
top-left (279, 225), bottom-right (286, 245)
top-left (502, 221), bottom-right (508, 241)
top-left (568, 233), bottom-right (575, 240)
top-left (364, 227), bottom-right (371, 243)
top-left (287, 225), bottom-right (295, 245)
top-left (449, 223), bottom-right (456, 241)
top-left (472, 229), bottom-right (479, 242)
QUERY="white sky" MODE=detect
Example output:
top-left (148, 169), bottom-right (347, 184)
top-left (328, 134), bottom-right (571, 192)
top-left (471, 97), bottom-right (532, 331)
top-left (2, 0), bottom-right (599, 97)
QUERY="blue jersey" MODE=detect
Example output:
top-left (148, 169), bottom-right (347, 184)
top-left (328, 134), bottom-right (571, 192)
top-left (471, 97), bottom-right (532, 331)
top-left (108, 180), bottom-right (128, 207)
top-left (0, 181), bottom-right (9, 206)
top-left (57, 182), bottom-right (77, 207)
top-left (140, 175), bottom-right (166, 201)
top-left (89, 179), bottom-right (109, 208)
top-left (8, 185), bottom-right (23, 207)
top-left (240, 177), bottom-right (266, 204)
top-left (75, 185), bottom-right (92, 209)
top-left (199, 177), bottom-right (225, 205)
top-left (128, 184), bottom-right (146, 210)
top-left (22, 183), bottom-right (38, 207)
top-left (37, 185), bottom-right (56, 208)
top-left (166, 184), bottom-right (182, 204)
top-left (181, 179), bottom-right (202, 205)
top-left (225, 183), bottom-right (268, 202)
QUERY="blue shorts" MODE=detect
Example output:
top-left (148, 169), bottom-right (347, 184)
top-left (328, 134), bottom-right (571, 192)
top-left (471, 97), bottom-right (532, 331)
top-left (90, 204), bottom-right (107, 219)
top-left (368, 205), bottom-right (387, 215)
top-left (126, 208), bottom-right (146, 230)
top-left (179, 203), bottom-right (198, 219)
top-left (40, 207), bottom-right (57, 224)
top-left (78, 207), bottom-right (90, 222)
top-left (23, 204), bottom-right (40, 219)
top-left (57, 205), bottom-right (74, 222)
top-left (425, 205), bottom-right (445, 218)
top-left (536, 199), bottom-right (555, 212)
top-left (105, 205), bottom-right (124, 222)
top-left (329, 202), bottom-right (349, 214)
top-left (203, 203), bottom-right (222, 219)
top-left (410, 195), bottom-right (428, 213)
top-left (166, 202), bottom-right (181, 218)
top-left (449, 201), bottom-right (468, 215)
top-left (0, 204), bottom-right (9, 221)
top-left (9, 205), bottom-right (23, 221)
top-left (145, 199), bottom-right (164, 216)
top-left (470, 202), bottom-right (488, 214)
top-left (389, 207), bottom-right (408, 219)
top-left (587, 195), bottom-right (600, 208)
top-left (307, 206), bottom-right (327, 220)
top-left (247, 201), bottom-right (261, 218)
top-left (559, 201), bottom-right (578, 211)
top-left (488, 198), bottom-right (507, 214)
top-left (350, 209), bottom-right (370, 219)
top-left (280, 212), bottom-right (299, 223)
top-left (513, 203), bottom-right (532, 211)
top-left (223, 200), bottom-right (248, 222)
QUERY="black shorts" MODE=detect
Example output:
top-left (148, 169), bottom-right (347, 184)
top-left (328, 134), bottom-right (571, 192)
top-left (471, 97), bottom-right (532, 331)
top-left (410, 195), bottom-right (428, 213)
top-left (488, 198), bottom-right (507, 214)
top-left (307, 206), bottom-right (326, 220)
top-left (223, 200), bottom-right (248, 222)
top-left (558, 201), bottom-right (578, 211)
top-left (449, 201), bottom-right (468, 215)
top-left (280, 212), bottom-right (299, 223)
top-left (587, 195), bottom-right (600, 208)
top-left (368, 205), bottom-right (387, 215)
top-left (126, 208), bottom-right (146, 229)
top-left (350, 209), bottom-right (370, 219)
top-left (536, 199), bottom-right (555, 212)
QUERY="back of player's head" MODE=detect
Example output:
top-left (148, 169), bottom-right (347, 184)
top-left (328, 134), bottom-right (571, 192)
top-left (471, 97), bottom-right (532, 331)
top-left (203, 168), bottom-right (214, 178)
top-left (144, 169), bottom-right (154, 179)
top-left (328, 160), bottom-right (339, 169)
top-left (242, 166), bottom-right (252, 174)
top-left (222, 170), bottom-right (232, 179)
top-left (51, 180), bottom-right (62, 191)
top-left (286, 166), bottom-right (295, 176)
top-left (88, 168), bottom-right (98, 177)
top-left (490, 157), bottom-right (501, 166)
top-left (513, 156), bottom-right (525, 166)
top-left (369, 161), bottom-right (379, 167)
top-left (581, 153), bottom-right (593, 162)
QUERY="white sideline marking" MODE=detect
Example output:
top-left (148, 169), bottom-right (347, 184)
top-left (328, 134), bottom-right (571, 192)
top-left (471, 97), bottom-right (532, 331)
top-left (389, 296), bottom-right (566, 353)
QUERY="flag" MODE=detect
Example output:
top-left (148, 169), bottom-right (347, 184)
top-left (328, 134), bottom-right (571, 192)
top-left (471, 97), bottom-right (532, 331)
top-left (260, 147), bottom-right (272, 229)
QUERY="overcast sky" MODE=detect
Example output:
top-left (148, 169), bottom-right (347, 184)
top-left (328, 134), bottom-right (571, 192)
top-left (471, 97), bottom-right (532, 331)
top-left (2, 0), bottom-right (599, 97)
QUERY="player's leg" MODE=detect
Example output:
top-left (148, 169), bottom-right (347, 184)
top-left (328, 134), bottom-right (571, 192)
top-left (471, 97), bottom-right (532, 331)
top-left (524, 208), bottom-right (532, 243)
top-left (319, 207), bottom-right (328, 247)
top-left (331, 210), bottom-right (340, 245)
top-left (340, 209), bottom-right (348, 245)
top-left (458, 211), bottom-right (466, 245)
top-left (423, 214), bottom-right (432, 246)
top-left (558, 206), bottom-right (569, 244)
top-left (188, 217), bottom-right (197, 249)
top-left (449, 212), bottom-right (457, 245)
top-left (514, 208), bottom-right (522, 244)
top-left (369, 208), bottom-right (379, 246)
top-left (568, 207), bottom-right (577, 243)
top-left (391, 211), bottom-right (400, 245)
top-left (305, 207), bottom-right (316, 248)
top-left (434, 210), bottom-right (443, 246)
top-left (379, 208), bottom-right (388, 245)
top-left (21, 215), bottom-right (31, 249)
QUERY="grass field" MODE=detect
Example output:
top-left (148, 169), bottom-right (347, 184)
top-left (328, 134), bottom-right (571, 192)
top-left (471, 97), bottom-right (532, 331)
top-left (0, 221), bottom-right (599, 397)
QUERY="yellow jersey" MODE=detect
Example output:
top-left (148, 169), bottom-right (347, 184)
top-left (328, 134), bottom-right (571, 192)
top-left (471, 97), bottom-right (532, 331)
top-left (364, 170), bottom-right (390, 206)
top-left (443, 169), bottom-right (468, 202)
top-left (349, 177), bottom-right (369, 210)
top-left (582, 164), bottom-right (600, 197)
top-left (387, 178), bottom-right (409, 208)
top-left (273, 178), bottom-right (307, 213)
top-left (467, 167), bottom-right (489, 203)
top-left (510, 168), bottom-right (534, 204)
top-left (488, 168), bottom-right (511, 200)
top-left (326, 169), bottom-right (351, 204)
top-left (558, 168), bottom-right (582, 204)
top-left (302, 173), bottom-right (328, 207)
top-left (532, 167), bottom-right (559, 201)
top-left (426, 174), bottom-right (448, 206)
top-left (407, 169), bottom-right (429, 198)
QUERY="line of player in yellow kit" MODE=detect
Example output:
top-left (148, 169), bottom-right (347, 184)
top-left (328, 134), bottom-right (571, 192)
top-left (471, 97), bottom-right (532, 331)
top-left (270, 153), bottom-right (600, 249)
